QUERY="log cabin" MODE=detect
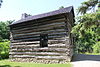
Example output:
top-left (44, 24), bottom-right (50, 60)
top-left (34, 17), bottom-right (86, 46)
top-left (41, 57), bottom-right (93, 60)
top-left (9, 6), bottom-right (75, 63)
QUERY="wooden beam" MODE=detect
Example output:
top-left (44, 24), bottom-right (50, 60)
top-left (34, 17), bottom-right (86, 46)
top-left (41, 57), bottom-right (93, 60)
top-left (10, 48), bottom-right (70, 52)
top-left (13, 32), bottom-right (67, 39)
top-left (12, 24), bottom-right (66, 34)
top-left (10, 55), bottom-right (68, 60)
top-left (13, 29), bottom-right (67, 37)
top-left (12, 18), bottom-right (65, 30)
top-left (9, 52), bottom-right (67, 56)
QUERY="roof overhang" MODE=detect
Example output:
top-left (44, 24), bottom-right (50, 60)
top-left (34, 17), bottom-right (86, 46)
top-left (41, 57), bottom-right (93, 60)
top-left (10, 6), bottom-right (74, 26)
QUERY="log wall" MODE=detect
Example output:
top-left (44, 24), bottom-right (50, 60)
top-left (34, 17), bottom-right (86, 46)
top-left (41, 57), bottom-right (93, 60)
top-left (10, 15), bottom-right (73, 63)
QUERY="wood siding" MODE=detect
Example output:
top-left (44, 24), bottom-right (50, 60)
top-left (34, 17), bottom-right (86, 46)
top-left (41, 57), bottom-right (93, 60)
top-left (10, 15), bottom-right (73, 63)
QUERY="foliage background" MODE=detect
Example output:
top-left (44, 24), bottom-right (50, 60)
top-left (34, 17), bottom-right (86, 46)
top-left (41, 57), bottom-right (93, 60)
top-left (0, 0), bottom-right (100, 60)
top-left (0, 21), bottom-right (12, 59)
top-left (72, 0), bottom-right (100, 54)
top-left (72, 12), bottom-right (100, 53)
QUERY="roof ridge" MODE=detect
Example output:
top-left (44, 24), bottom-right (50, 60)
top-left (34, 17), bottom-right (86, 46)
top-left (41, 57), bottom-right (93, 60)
top-left (10, 6), bottom-right (73, 25)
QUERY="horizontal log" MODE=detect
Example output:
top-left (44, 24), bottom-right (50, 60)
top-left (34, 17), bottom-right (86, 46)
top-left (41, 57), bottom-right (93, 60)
top-left (12, 22), bottom-right (65, 32)
top-left (10, 55), bottom-right (67, 60)
top-left (12, 23), bottom-right (66, 34)
top-left (48, 37), bottom-right (68, 40)
top-left (11, 36), bottom-right (69, 42)
top-left (12, 40), bottom-right (66, 44)
top-left (9, 52), bottom-right (67, 56)
top-left (11, 36), bottom-right (69, 43)
top-left (11, 39), bottom-right (66, 44)
top-left (11, 41), bottom-right (40, 45)
top-left (48, 40), bottom-right (66, 44)
top-left (13, 29), bottom-right (67, 37)
top-left (48, 44), bottom-right (69, 48)
top-left (10, 42), bottom-right (71, 49)
top-left (10, 48), bottom-right (70, 52)
top-left (13, 32), bottom-right (67, 40)
top-left (11, 41), bottom-right (65, 47)
top-left (12, 18), bottom-right (65, 30)
top-left (13, 35), bottom-right (39, 39)
top-left (13, 37), bottom-right (40, 41)
top-left (13, 35), bottom-right (67, 41)
top-left (12, 39), bottom-right (68, 44)
top-left (10, 44), bottom-right (40, 48)
top-left (11, 17), bottom-right (65, 29)
top-left (48, 35), bottom-right (66, 39)
top-left (11, 37), bottom-right (65, 44)
top-left (11, 37), bottom-right (65, 43)
top-left (13, 31), bottom-right (67, 37)
top-left (12, 25), bottom-right (67, 35)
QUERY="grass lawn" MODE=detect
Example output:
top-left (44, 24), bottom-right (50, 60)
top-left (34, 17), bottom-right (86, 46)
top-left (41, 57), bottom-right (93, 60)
top-left (0, 59), bottom-right (72, 67)
top-left (85, 52), bottom-right (100, 55)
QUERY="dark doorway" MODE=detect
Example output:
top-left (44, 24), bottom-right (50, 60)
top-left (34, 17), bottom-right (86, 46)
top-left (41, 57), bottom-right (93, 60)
top-left (40, 34), bottom-right (48, 47)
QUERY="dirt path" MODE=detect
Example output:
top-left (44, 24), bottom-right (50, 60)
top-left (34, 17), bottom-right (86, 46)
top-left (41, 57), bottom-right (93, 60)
top-left (71, 54), bottom-right (100, 67)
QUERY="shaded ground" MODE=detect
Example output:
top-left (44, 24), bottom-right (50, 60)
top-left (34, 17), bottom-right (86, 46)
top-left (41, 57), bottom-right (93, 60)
top-left (72, 54), bottom-right (100, 61)
top-left (72, 54), bottom-right (100, 67)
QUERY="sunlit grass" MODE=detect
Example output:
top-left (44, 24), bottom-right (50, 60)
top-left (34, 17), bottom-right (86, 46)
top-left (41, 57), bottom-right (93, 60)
top-left (85, 52), bottom-right (100, 55)
top-left (0, 59), bottom-right (72, 67)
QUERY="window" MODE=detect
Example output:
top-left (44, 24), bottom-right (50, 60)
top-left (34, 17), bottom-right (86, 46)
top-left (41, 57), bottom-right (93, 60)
top-left (40, 34), bottom-right (48, 47)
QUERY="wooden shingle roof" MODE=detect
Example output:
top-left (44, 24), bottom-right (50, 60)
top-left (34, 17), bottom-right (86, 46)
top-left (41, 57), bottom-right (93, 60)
top-left (10, 6), bottom-right (74, 25)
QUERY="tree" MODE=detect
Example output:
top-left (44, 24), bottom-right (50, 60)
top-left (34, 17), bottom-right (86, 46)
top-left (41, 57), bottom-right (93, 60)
top-left (0, 21), bottom-right (13, 41)
top-left (72, 12), bottom-right (100, 53)
top-left (0, 0), bottom-right (2, 7)
top-left (77, 0), bottom-right (99, 14)
top-left (59, 6), bottom-right (64, 9)
top-left (72, 0), bottom-right (100, 53)
top-left (0, 21), bottom-right (13, 59)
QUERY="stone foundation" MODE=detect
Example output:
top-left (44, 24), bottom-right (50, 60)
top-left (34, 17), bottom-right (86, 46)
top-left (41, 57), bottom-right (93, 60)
top-left (10, 58), bottom-right (71, 64)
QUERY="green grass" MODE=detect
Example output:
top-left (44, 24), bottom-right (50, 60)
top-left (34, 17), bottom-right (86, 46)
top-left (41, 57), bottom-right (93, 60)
top-left (85, 52), bottom-right (100, 55)
top-left (0, 59), bottom-right (72, 67)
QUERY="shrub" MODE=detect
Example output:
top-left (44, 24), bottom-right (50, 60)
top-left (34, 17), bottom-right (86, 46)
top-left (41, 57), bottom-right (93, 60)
top-left (93, 42), bottom-right (100, 53)
top-left (0, 40), bottom-right (10, 59)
